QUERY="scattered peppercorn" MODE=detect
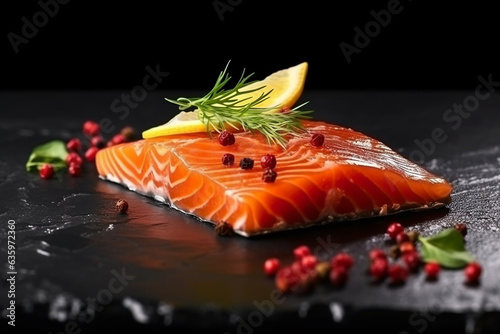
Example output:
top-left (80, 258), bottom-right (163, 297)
top-left (66, 138), bottom-right (81, 152)
top-left (120, 126), bottom-right (136, 141)
top-left (454, 223), bottom-right (467, 237)
top-left (388, 263), bottom-right (409, 285)
top-left (82, 120), bottom-right (100, 137)
top-left (66, 152), bottom-right (83, 166)
top-left (388, 244), bottom-right (401, 259)
top-left (399, 241), bottom-right (416, 255)
top-left (115, 199), bottom-right (128, 213)
top-left (293, 245), bottom-right (311, 260)
top-left (91, 135), bottom-right (105, 148)
top-left (239, 157), bottom-right (254, 170)
top-left (84, 146), bottom-right (99, 162)
top-left (402, 251), bottom-right (421, 272)
top-left (39, 163), bottom-right (55, 179)
top-left (407, 230), bottom-right (420, 243)
top-left (331, 253), bottom-right (354, 270)
top-left (221, 153), bottom-right (235, 166)
top-left (264, 258), bottom-right (281, 277)
top-left (396, 231), bottom-right (410, 244)
top-left (275, 266), bottom-right (300, 293)
top-left (464, 262), bottom-right (482, 284)
top-left (369, 248), bottom-right (387, 262)
top-left (315, 262), bottom-right (331, 281)
top-left (329, 265), bottom-right (349, 287)
top-left (262, 169), bottom-right (277, 183)
top-left (218, 130), bottom-right (235, 146)
top-left (215, 221), bottom-right (234, 236)
top-left (260, 154), bottom-right (277, 169)
top-left (370, 258), bottom-right (389, 282)
top-left (68, 163), bottom-right (82, 177)
top-left (300, 255), bottom-right (318, 271)
top-left (310, 133), bottom-right (325, 147)
top-left (386, 222), bottom-right (404, 239)
top-left (111, 133), bottom-right (126, 145)
top-left (424, 261), bottom-right (440, 281)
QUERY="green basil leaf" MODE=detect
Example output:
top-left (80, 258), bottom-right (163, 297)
top-left (419, 228), bottom-right (475, 269)
top-left (26, 140), bottom-right (68, 173)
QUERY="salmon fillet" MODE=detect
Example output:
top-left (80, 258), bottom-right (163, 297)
top-left (95, 120), bottom-right (452, 237)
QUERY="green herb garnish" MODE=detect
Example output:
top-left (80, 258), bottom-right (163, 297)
top-left (164, 62), bottom-right (314, 148)
top-left (26, 140), bottom-right (68, 173)
top-left (419, 228), bottom-right (475, 269)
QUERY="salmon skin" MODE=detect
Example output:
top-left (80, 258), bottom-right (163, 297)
top-left (95, 120), bottom-right (452, 237)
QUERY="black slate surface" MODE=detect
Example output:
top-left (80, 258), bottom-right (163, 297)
top-left (1, 90), bottom-right (500, 334)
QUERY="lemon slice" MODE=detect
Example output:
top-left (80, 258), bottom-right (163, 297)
top-left (142, 62), bottom-right (308, 139)
top-left (239, 62), bottom-right (308, 110)
top-left (142, 111), bottom-right (212, 138)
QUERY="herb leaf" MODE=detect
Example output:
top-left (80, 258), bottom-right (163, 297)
top-left (26, 140), bottom-right (68, 173)
top-left (418, 228), bottom-right (475, 269)
top-left (165, 62), bottom-right (314, 148)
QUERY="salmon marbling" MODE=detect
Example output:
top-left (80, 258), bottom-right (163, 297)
top-left (95, 120), bottom-right (453, 236)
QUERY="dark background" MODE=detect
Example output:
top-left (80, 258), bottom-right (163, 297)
top-left (1, 0), bottom-right (499, 91)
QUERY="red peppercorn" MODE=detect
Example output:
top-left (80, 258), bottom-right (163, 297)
top-left (424, 261), bottom-right (440, 281)
top-left (310, 133), bottom-right (325, 147)
top-left (39, 163), bottom-right (55, 179)
top-left (331, 253), bottom-right (354, 270)
top-left (300, 255), bottom-right (318, 271)
top-left (239, 157), bottom-right (254, 170)
top-left (329, 265), bottom-right (349, 287)
top-left (454, 223), bottom-right (467, 237)
top-left (291, 260), bottom-right (310, 280)
top-left (388, 264), bottom-right (409, 285)
top-left (262, 169), bottom-right (277, 183)
top-left (68, 162), bottom-right (82, 177)
top-left (369, 249), bottom-right (387, 262)
top-left (120, 126), bottom-right (135, 141)
top-left (293, 245), bottom-right (311, 260)
top-left (82, 120), bottom-right (100, 136)
top-left (84, 146), bottom-right (99, 162)
top-left (66, 152), bottom-right (83, 166)
top-left (386, 222), bottom-right (404, 239)
top-left (66, 138), bottom-right (81, 152)
top-left (275, 266), bottom-right (300, 293)
top-left (370, 258), bottom-right (388, 281)
top-left (396, 232), bottom-right (410, 244)
top-left (111, 133), bottom-right (126, 145)
top-left (221, 153), bottom-right (235, 166)
top-left (260, 154), bottom-right (277, 169)
top-left (264, 258), bottom-right (281, 277)
top-left (399, 241), bottom-right (416, 254)
top-left (91, 135), bottom-right (105, 148)
top-left (402, 251), bottom-right (421, 272)
top-left (464, 262), bottom-right (482, 284)
top-left (116, 199), bottom-right (129, 214)
top-left (218, 130), bottom-right (235, 146)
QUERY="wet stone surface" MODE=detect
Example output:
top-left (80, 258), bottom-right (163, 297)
top-left (1, 91), bottom-right (500, 333)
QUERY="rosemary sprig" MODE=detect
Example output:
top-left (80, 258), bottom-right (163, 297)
top-left (165, 62), bottom-right (314, 148)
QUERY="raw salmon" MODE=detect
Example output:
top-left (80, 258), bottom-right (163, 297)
top-left (95, 120), bottom-right (452, 237)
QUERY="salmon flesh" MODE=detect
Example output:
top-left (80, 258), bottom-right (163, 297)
top-left (95, 120), bottom-right (452, 237)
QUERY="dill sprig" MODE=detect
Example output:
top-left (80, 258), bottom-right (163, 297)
top-left (164, 62), bottom-right (314, 148)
